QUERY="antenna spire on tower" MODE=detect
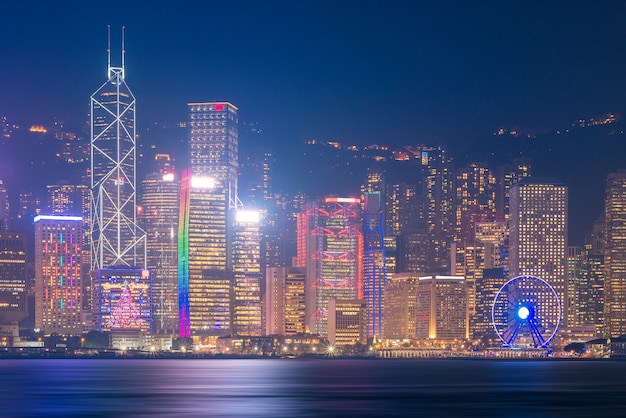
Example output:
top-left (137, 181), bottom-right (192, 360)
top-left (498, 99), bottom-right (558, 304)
top-left (106, 25), bottom-right (126, 80)
top-left (107, 25), bottom-right (111, 78)
top-left (121, 25), bottom-right (126, 77)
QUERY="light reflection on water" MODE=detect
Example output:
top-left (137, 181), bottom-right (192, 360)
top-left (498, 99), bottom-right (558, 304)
top-left (1, 359), bottom-right (625, 417)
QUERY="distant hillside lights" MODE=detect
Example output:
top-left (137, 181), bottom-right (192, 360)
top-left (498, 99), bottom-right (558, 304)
top-left (28, 125), bottom-right (48, 134)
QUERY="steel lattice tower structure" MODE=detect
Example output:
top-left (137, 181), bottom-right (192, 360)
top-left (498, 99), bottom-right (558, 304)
top-left (90, 27), bottom-right (146, 271)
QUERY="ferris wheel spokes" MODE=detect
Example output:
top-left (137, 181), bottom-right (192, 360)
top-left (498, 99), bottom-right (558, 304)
top-left (492, 275), bottom-right (561, 349)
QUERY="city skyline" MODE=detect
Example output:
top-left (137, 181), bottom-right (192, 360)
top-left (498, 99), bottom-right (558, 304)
top-left (3, 4), bottom-right (626, 416)
top-left (2, 1), bottom-right (626, 348)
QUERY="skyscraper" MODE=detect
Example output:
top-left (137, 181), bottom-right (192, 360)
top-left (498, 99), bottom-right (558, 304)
top-left (576, 218), bottom-right (604, 336)
top-left (0, 232), bottom-right (27, 326)
top-left (468, 220), bottom-right (507, 338)
top-left (385, 182), bottom-right (418, 237)
top-left (363, 192), bottom-right (387, 338)
top-left (139, 162), bottom-right (179, 335)
top-left (454, 163), bottom-right (497, 245)
top-left (382, 273), bottom-right (418, 339)
top-left (232, 210), bottom-right (262, 336)
top-left (265, 266), bottom-right (306, 336)
top-left (297, 197), bottom-right (363, 336)
top-left (567, 246), bottom-right (583, 328)
top-left (416, 275), bottom-right (467, 340)
top-left (90, 27), bottom-right (146, 270)
top-left (453, 163), bottom-right (497, 326)
top-left (34, 215), bottom-right (83, 335)
top-left (0, 180), bottom-right (9, 230)
top-left (179, 102), bottom-right (239, 339)
top-left (472, 267), bottom-right (507, 343)
top-left (496, 158), bottom-right (532, 221)
top-left (46, 184), bottom-right (90, 217)
top-left (46, 183), bottom-right (91, 312)
top-left (188, 102), bottom-right (239, 202)
top-left (178, 170), bottom-right (230, 338)
top-left (604, 171), bottom-right (626, 337)
top-left (420, 146), bottom-right (454, 273)
top-left (509, 178), bottom-right (568, 329)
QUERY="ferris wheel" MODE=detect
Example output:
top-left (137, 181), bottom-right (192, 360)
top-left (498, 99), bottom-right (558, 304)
top-left (492, 275), bottom-right (561, 348)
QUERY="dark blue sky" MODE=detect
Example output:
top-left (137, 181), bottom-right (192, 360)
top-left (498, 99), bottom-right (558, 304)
top-left (2, 1), bottom-right (626, 147)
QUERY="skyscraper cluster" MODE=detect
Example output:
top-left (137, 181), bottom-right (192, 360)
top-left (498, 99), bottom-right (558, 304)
top-left (3, 32), bottom-right (626, 352)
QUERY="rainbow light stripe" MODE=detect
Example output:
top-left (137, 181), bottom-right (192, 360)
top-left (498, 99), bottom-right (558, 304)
top-left (177, 168), bottom-right (192, 338)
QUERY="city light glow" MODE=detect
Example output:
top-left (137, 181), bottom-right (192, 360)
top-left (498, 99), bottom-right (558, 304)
top-left (235, 210), bottom-right (260, 223)
top-left (34, 215), bottom-right (83, 222)
top-left (191, 176), bottom-right (215, 189)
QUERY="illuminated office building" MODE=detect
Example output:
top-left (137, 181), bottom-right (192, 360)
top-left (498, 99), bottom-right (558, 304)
top-left (284, 270), bottom-right (307, 335)
top-left (574, 218), bottom-right (604, 336)
top-left (46, 184), bottom-right (90, 249)
top-left (139, 166), bottom-right (179, 335)
top-left (0, 180), bottom-right (9, 230)
top-left (232, 210), bottom-right (262, 336)
top-left (567, 246), bottom-right (583, 328)
top-left (91, 267), bottom-right (152, 333)
top-left (328, 299), bottom-right (366, 346)
top-left (34, 215), bottom-right (83, 335)
top-left (382, 273), bottom-right (418, 339)
top-left (509, 178), bottom-right (568, 328)
top-left (420, 146), bottom-right (454, 273)
top-left (363, 192), bottom-right (387, 338)
top-left (296, 197), bottom-right (363, 336)
top-left (18, 191), bottom-right (42, 220)
top-left (46, 184), bottom-right (90, 217)
top-left (474, 221), bottom-right (507, 271)
top-left (454, 163), bottom-right (497, 244)
top-left (179, 102), bottom-right (240, 339)
top-left (383, 235), bottom-right (397, 274)
top-left (468, 220), bottom-right (507, 338)
top-left (385, 183), bottom-right (418, 237)
top-left (0, 232), bottom-right (27, 325)
top-left (265, 267), bottom-right (286, 336)
top-left (604, 171), bottom-right (626, 337)
top-left (188, 102), bottom-right (239, 199)
top-left (364, 171), bottom-right (384, 193)
top-left (398, 225), bottom-right (429, 274)
top-left (46, 183), bottom-right (91, 311)
top-left (471, 267), bottom-right (507, 342)
top-left (90, 27), bottom-right (146, 270)
top-left (178, 170), bottom-right (230, 338)
top-left (265, 267), bottom-right (306, 336)
top-left (452, 164), bottom-right (497, 326)
top-left (496, 158), bottom-right (531, 221)
top-left (416, 275), bottom-right (467, 340)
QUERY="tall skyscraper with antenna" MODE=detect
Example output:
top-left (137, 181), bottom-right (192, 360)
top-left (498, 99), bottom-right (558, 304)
top-left (90, 26), bottom-right (146, 270)
top-left (90, 27), bottom-right (150, 334)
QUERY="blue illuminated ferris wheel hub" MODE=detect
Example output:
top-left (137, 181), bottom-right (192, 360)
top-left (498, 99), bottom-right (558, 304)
top-left (517, 306), bottom-right (530, 320)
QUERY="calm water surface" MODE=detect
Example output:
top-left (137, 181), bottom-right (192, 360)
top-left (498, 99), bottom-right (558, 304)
top-left (1, 358), bottom-right (625, 417)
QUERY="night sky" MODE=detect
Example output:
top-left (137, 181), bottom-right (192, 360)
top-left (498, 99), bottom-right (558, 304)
top-left (3, 1), bottom-right (626, 148)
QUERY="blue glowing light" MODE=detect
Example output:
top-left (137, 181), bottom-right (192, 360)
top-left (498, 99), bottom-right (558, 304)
top-left (517, 306), bottom-right (530, 320)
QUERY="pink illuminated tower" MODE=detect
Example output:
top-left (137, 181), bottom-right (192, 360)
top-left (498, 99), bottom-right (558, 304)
top-left (297, 197), bottom-right (363, 337)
